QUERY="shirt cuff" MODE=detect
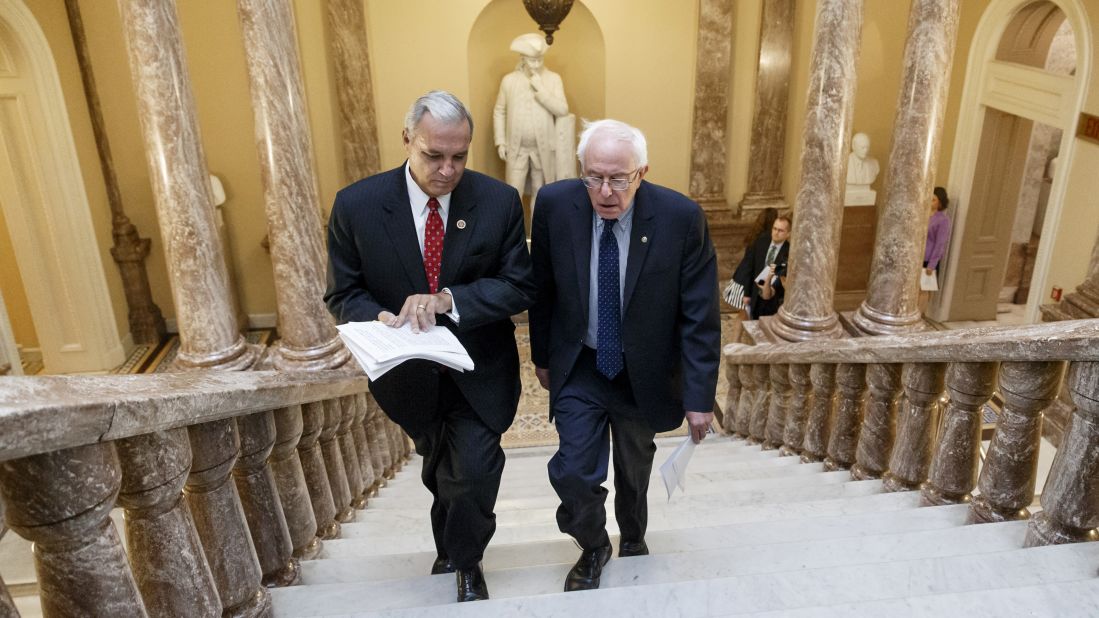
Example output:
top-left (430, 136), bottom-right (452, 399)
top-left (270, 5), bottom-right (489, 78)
top-left (441, 288), bottom-right (459, 324)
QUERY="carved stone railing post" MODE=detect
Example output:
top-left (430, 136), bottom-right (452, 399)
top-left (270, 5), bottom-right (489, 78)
top-left (921, 362), bottom-right (998, 505)
top-left (366, 397), bottom-right (393, 483)
top-left (722, 363), bottom-right (743, 435)
top-left (764, 364), bottom-right (791, 450)
top-left (384, 420), bottom-right (401, 476)
top-left (115, 430), bottom-right (219, 615)
top-left (1025, 362), bottom-right (1099, 546)
top-left (748, 365), bottom-right (772, 444)
top-left (270, 404), bottom-right (321, 559)
top-left (0, 505), bottom-right (14, 617)
top-left (299, 401), bottom-right (340, 539)
top-left (825, 363), bottom-right (867, 470)
top-left (0, 444), bottom-right (147, 616)
top-left (780, 364), bottom-right (812, 456)
top-left (351, 392), bottom-right (378, 498)
top-left (852, 363), bottom-right (903, 480)
top-left (883, 362), bottom-right (947, 492)
top-left (233, 411), bottom-right (298, 586)
top-left (968, 361), bottom-right (1064, 524)
top-left (321, 399), bottom-right (355, 522)
top-left (802, 363), bottom-right (838, 463)
top-left (734, 365), bottom-right (755, 437)
top-left (337, 396), bottom-right (366, 509)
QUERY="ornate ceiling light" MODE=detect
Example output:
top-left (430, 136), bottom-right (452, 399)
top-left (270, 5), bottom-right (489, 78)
top-left (522, 0), bottom-right (575, 45)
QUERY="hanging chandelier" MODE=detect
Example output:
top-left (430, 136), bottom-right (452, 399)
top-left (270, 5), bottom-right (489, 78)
top-left (522, 0), bottom-right (575, 45)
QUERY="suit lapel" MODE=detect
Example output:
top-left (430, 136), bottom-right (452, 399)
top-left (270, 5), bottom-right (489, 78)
top-left (438, 178), bottom-right (476, 288)
top-left (622, 182), bottom-right (655, 314)
top-left (381, 168), bottom-right (430, 293)
top-left (568, 190), bottom-right (593, 311)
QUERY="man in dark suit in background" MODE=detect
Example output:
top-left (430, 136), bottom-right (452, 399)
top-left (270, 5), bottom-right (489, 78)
top-left (737, 214), bottom-right (791, 319)
top-left (325, 90), bottom-right (535, 602)
top-left (529, 119), bottom-right (720, 591)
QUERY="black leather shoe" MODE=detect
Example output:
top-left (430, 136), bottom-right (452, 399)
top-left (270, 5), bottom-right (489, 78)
top-left (430, 556), bottom-right (455, 575)
top-left (564, 544), bottom-right (613, 592)
top-left (618, 539), bottom-right (649, 557)
top-left (456, 564), bottom-right (489, 602)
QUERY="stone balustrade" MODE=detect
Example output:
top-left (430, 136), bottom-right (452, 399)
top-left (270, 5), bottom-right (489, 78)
top-left (724, 318), bottom-right (1099, 551)
top-left (0, 370), bottom-right (410, 616)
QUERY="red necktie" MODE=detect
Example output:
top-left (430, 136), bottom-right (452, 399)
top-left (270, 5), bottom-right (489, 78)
top-left (423, 198), bottom-right (445, 293)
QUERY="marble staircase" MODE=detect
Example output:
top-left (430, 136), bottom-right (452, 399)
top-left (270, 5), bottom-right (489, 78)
top-left (268, 435), bottom-right (1099, 617)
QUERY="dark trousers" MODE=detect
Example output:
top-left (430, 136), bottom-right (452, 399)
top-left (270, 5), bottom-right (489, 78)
top-left (409, 372), bottom-right (505, 569)
top-left (548, 347), bottom-right (657, 551)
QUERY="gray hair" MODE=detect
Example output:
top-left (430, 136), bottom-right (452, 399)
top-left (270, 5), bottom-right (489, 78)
top-left (404, 90), bottom-right (474, 136)
top-left (576, 119), bottom-right (648, 168)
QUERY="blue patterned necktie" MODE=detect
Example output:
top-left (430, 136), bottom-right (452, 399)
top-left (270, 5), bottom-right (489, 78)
top-left (596, 218), bottom-right (623, 379)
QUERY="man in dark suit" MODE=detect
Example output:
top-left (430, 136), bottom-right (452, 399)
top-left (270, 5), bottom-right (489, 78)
top-left (325, 91), bottom-right (535, 602)
top-left (529, 119), bottom-right (720, 591)
top-left (735, 214), bottom-right (790, 319)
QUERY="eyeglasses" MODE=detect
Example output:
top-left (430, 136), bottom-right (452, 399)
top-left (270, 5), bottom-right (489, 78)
top-left (580, 168), bottom-right (641, 192)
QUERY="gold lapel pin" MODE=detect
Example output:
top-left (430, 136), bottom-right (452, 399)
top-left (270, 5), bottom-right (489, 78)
top-left (641, 236), bottom-right (648, 243)
top-left (456, 219), bottom-right (467, 230)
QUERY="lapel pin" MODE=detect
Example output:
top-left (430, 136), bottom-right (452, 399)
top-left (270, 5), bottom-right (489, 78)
top-left (641, 236), bottom-right (648, 243)
top-left (456, 219), bottom-right (467, 230)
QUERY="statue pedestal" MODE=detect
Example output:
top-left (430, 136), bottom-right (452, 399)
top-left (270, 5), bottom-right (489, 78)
top-left (844, 185), bottom-right (876, 207)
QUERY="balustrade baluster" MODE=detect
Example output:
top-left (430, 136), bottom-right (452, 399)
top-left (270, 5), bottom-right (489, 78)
top-left (299, 401), bottom-right (340, 539)
top-left (780, 365), bottom-right (812, 456)
top-left (337, 396), bottom-right (367, 509)
top-left (883, 362), bottom-right (947, 492)
top-left (185, 420), bottom-right (271, 616)
top-left (734, 365), bottom-right (755, 437)
top-left (722, 362), bottom-right (742, 435)
top-left (0, 507), bottom-right (14, 618)
top-left (825, 364), bottom-right (867, 470)
top-left (764, 364), bottom-right (792, 450)
top-left (270, 404), bottom-right (321, 559)
top-left (234, 411), bottom-right (298, 586)
top-left (852, 363), bottom-right (903, 480)
top-left (385, 419), bottom-right (403, 474)
top-left (1025, 362), bottom-right (1099, 546)
top-left (747, 365), bottom-right (771, 444)
top-left (115, 430), bottom-right (219, 615)
top-left (367, 396), bottom-right (393, 483)
top-left (351, 392), bottom-right (378, 501)
top-left (321, 399), bottom-right (355, 522)
top-left (802, 363), bottom-right (838, 463)
top-left (921, 362), bottom-right (998, 506)
top-left (968, 361), bottom-right (1064, 524)
top-left (0, 444), bottom-right (146, 616)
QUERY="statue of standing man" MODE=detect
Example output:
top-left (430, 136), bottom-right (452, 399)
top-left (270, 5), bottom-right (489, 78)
top-left (494, 33), bottom-right (571, 207)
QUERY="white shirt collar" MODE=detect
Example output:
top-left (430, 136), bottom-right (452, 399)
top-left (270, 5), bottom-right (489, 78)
top-left (404, 162), bottom-right (452, 217)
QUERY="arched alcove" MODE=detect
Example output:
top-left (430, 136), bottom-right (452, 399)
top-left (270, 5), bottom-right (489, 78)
top-left (0, 0), bottom-right (124, 373)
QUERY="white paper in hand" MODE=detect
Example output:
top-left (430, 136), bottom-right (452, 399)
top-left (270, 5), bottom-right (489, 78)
top-left (659, 436), bottom-right (697, 501)
top-left (336, 321), bottom-right (473, 380)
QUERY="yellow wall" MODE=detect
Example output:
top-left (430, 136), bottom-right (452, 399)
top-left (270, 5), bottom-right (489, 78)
top-left (0, 204), bottom-right (36, 347)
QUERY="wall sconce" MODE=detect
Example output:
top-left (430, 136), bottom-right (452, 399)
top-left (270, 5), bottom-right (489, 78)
top-left (522, 0), bottom-right (575, 45)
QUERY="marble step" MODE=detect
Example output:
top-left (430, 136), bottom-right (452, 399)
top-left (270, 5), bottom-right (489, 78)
top-left (270, 519), bottom-right (1064, 616)
top-left (323, 489), bottom-right (921, 558)
top-left (304, 502), bottom-right (973, 584)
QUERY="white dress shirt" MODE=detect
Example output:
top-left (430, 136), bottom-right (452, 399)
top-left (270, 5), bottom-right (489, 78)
top-left (404, 163), bottom-right (460, 322)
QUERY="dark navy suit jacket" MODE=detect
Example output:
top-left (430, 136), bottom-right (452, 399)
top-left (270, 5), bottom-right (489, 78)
top-left (528, 179), bottom-right (721, 433)
top-left (325, 165), bottom-right (536, 435)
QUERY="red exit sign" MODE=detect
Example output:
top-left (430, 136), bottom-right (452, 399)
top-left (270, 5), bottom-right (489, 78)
top-left (1080, 112), bottom-right (1099, 145)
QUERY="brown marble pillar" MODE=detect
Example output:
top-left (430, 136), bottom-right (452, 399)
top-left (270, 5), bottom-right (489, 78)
top-left (723, 363), bottom-right (743, 435)
top-left (116, 0), bottom-right (258, 371)
top-left (738, 0), bottom-right (794, 211)
top-left (0, 444), bottom-right (146, 616)
top-left (236, 0), bottom-right (350, 371)
top-left (883, 363), bottom-right (947, 492)
top-left (769, 0), bottom-right (862, 342)
top-left (733, 365), bottom-right (756, 437)
top-left (1025, 362), bottom-right (1099, 546)
top-left (764, 364), bottom-right (791, 450)
top-left (747, 365), bottom-right (772, 444)
top-left (1042, 227), bottom-right (1099, 321)
top-left (852, 363), bottom-right (902, 480)
top-left (968, 361), bottom-right (1064, 524)
top-left (688, 0), bottom-right (733, 219)
top-left (802, 363), bottom-right (838, 462)
top-left (270, 404), bottom-right (321, 559)
top-left (321, 399), bottom-right (355, 522)
top-left (852, 0), bottom-right (960, 335)
top-left (185, 420), bottom-right (271, 616)
top-left (233, 411), bottom-right (298, 586)
top-left (921, 362), bottom-right (998, 505)
top-left (115, 430), bottom-right (219, 615)
top-left (325, 0), bottom-right (382, 183)
top-left (336, 396), bottom-right (366, 509)
top-left (824, 363), bottom-right (867, 471)
top-left (351, 393), bottom-right (378, 498)
top-left (299, 401), bottom-right (340, 539)
top-left (780, 364), bottom-right (812, 456)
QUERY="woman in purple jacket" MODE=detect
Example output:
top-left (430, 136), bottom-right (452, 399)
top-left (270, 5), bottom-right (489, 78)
top-left (920, 186), bottom-right (952, 312)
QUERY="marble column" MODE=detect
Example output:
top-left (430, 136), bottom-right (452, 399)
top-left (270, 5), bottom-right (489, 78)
top-left (801, 363), bottom-right (838, 463)
top-left (688, 0), bottom-right (734, 219)
top-left (824, 363), bottom-right (867, 471)
top-left (0, 444), bottom-right (146, 616)
top-left (852, 363), bottom-right (902, 480)
top-left (769, 0), bottom-right (863, 342)
top-left (852, 0), bottom-right (961, 335)
top-left (325, 0), bottom-right (382, 183)
top-left (115, 430), bottom-right (219, 615)
top-left (738, 0), bottom-right (794, 211)
top-left (116, 0), bottom-right (258, 370)
top-left (780, 364), bottom-right (812, 456)
top-left (883, 362), bottom-right (946, 492)
top-left (921, 362), bottom-right (998, 506)
top-left (236, 0), bottom-right (350, 371)
top-left (270, 405), bottom-right (322, 559)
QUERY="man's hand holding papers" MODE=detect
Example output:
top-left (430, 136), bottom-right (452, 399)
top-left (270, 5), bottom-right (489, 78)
top-left (337, 321), bottom-right (474, 381)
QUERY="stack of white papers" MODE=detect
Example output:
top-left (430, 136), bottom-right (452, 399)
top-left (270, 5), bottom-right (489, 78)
top-left (659, 436), bottom-right (697, 501)
top-left (336, 321), bottom-right (474, 381)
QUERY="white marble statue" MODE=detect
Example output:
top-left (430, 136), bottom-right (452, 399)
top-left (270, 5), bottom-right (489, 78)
top-left (493, 33), bottom-right (571, 205)
top-left (845, 132), bottom-right (880, 206)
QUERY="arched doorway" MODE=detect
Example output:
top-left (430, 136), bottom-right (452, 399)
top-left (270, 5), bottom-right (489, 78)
top-left (0, 0), bottom-right (124, 373)
top-left (935, 0), bottom-right (1091, 323)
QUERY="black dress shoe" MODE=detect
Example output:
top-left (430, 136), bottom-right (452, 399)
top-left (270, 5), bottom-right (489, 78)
top-left (430, 556), bottom-right (455, 575)
top-left (456, 564), bottom-right (489, 602)
top-left (618, 539), bottom-right (649, 557)
top-left (564, 544), bottom-right (613, 592)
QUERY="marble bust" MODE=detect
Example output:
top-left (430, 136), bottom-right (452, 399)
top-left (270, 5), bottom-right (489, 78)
top-left (845, 132), bottom-right (880, 206)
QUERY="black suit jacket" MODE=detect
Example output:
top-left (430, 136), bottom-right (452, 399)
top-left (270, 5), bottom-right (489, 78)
top-left (325, 165), bottom-right (536, 435)
top-left (735, 235), bottom-right (788, 319)
top-left (528, 179), bottom-right (721, 433)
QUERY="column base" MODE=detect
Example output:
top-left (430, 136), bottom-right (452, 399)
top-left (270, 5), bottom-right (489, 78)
top-left (800, 451), bottom-right (825, 464)
top-left (738, 191), bottom-right (787, 210)
top-left (850, 301), bottom-right (928, 336)
top-left (1024, 511), bottom-right (1099, 547)
top-left (918, 483), bottom-right (970, 507)
top-left (292, 536), bottom-right (323, 561)
top-left (882, 471), bottom-right (920, 493)
top-left (768, 308), bottom-right (845, 342)
top-left (269, 335), bottom-right (352, 371)
top-left (777, 445), bottom-right (799, 457)
top-left (261, 557), bottom-right (301, 588)
top-left (225, 587), bottom-right (272, 618)
top-left (318, 520), bottom-right (341, 540)
top-left (337, 506), bottom-right (356, 523)
top-left (171, 337), bottom-right (262, 371)
top-left (850, 463), bottom-right (882, 481)
top-left (823, 456), bottom-right (850, 471)
top-left (965, 495), bottom-right (1029, 525)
